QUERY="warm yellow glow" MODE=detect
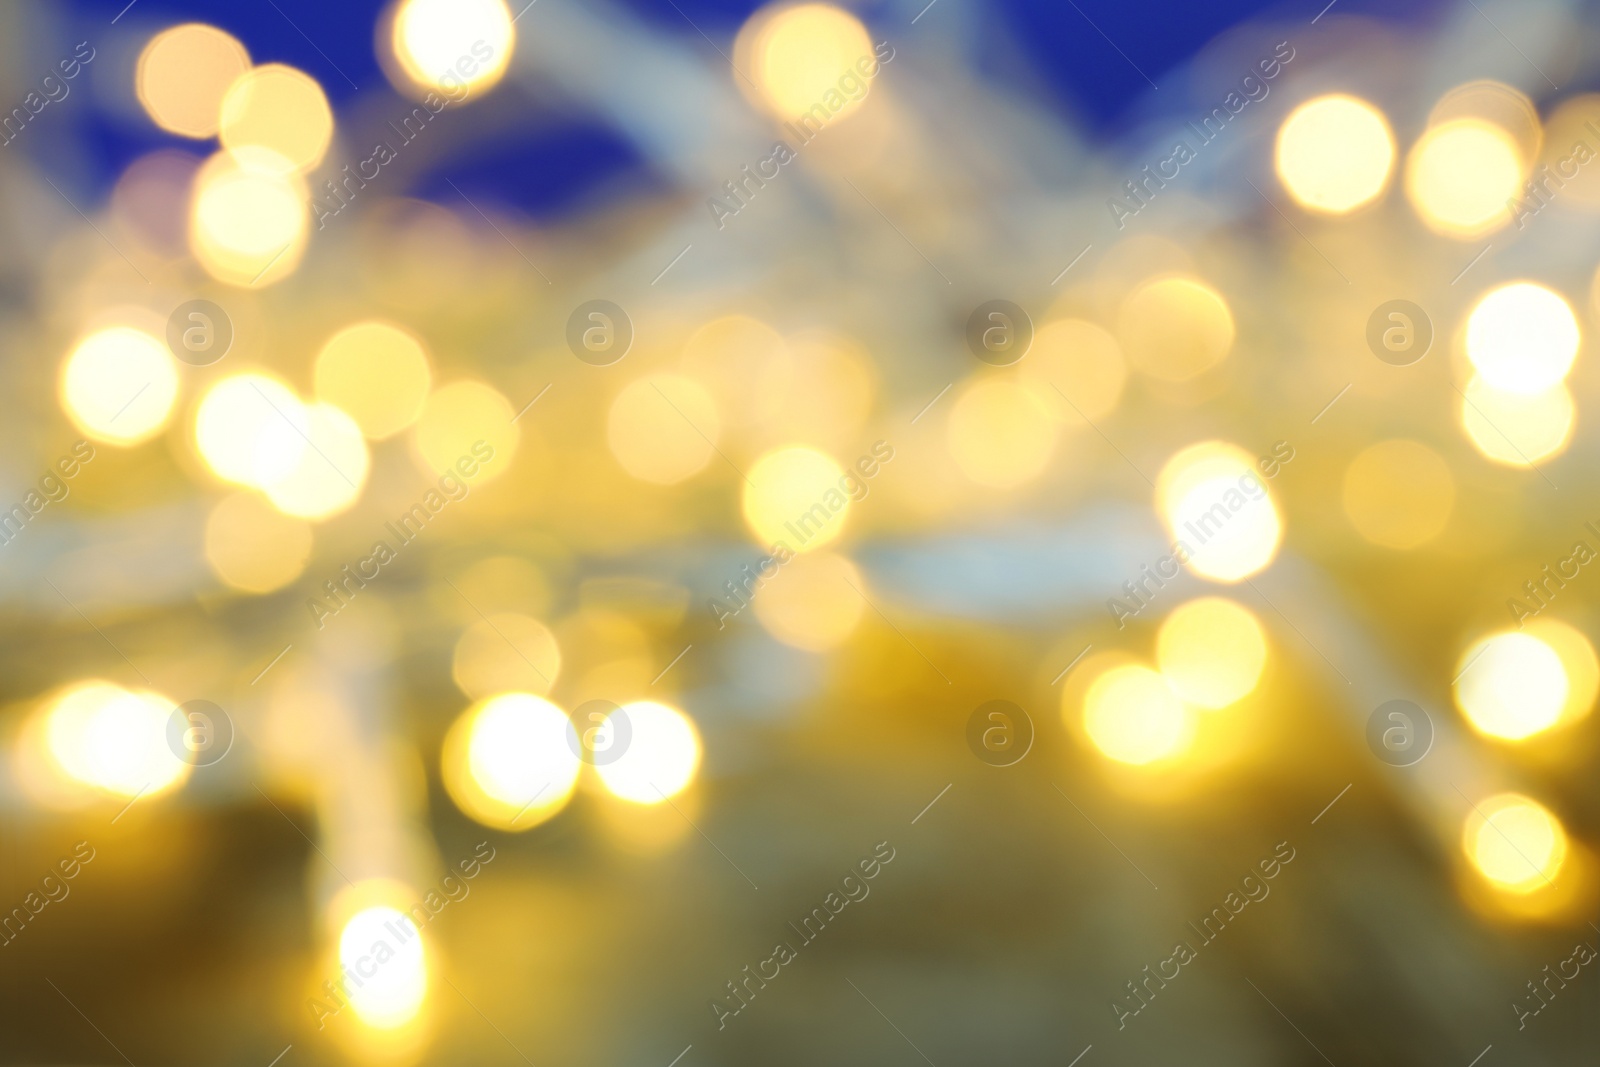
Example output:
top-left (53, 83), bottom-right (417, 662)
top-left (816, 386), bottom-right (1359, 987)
top-left (743, 446), bottom-right (850, 551)
top-left (1156, 441), bottom-right (1282, 583)
top-left (751, 550), bottom-right (866, 651)
top-left (1156, 597), bottom-right (1267, 710)
top-left (1018, 319), bottom-right (1127, 425)
top-left (441, 693), bottom-right (580, 831)
top-left (195, 373), bottom-right (310, 489)
top-left (594, 701), bottom-right (702, 805)
top-left (1455, 631), bottom-right (1568, 741)
top-left (412, 379), bottom-right (517, 483)
top-left (136, 23), bottom-right (250, 138)
top-left (44, 681), bottom-right (189, 798)
top-left (1341, 439), bottom-right (1455, 550)
top-left (392, 0), bottom-right (515, 96)
top-left (1117, 277), bottom-right (1235, 382)
top-left (1459, 376), bottom-right (1574, 467)
top-left (339, 905), bottom-right (428, 1029)
top-left (744, 3), bottom-right (875, 122)
top-left (1275, 94), bottom-right (1396, 213)
top-left (1082, 664), bottom-right (1196, 765)
top-left (1406, 118), bottom-right (1523, 238)
top-left (314, 322), bottom-right (433, 439)
top-left (262, 403), bottom-right (371, 520)
top-left (946, 378), bottom-right (1057, 489)
top-left (219, 64), bottom-right (333, 174)
top-left (60, 326), bottom-right (180, 446)
top-left (452, 614), bottom-right (560, 699)
top-left (754, 332), bottom-right (874, 451)
top-left (1465, 282), bottom-right (1580, 395)
top-left (607, 375), bottom-right (721, 485)
top-left (1524, 618), bottom-right (1598, 727)
top-left (205, 492), bottom-right (313, 594)
top-left (1464, 793), bottom-right (1568, 893)
top-left (190, 148), bottom-right (309, 288)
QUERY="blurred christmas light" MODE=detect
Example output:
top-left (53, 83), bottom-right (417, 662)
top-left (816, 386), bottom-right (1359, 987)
top-left (261, 402), bottom-right (370, 520)
top-left (1156, 441), bottom-right (1282, 582)
top-left (390, 0), bottom-right (515, 97)
top-left (1080, 663), bottom-right (1196, 766)
top-left (338, 905), bottom-right (428, 1029)
top-left (1464, 282), bottom-right (1579, 395)
top-left (946, 377), bottom-right (1057, 489)
top-left (1117, 277), bottom-right (1234, 382)
top-left (190, 147), bottom-right (309, 287)
top-left (1524, 618), bottom-right (1599, 728)
top-left (1405, 118), bottom-right (1523, 238)
top-left (1274, 94), bottom-right (1395, 214)
top-left (750, 549), bottom-right (867, 651)
top-left (1155, 597), bottom-right (1267, 710)
top-left (441, 693), bottom-right (579, 831)
top-left (314, 322), bottom-right (433, 440)
top-left (194, 372), bottom-right (309, 488)
top-left (1463, 793), bottom-right (1568, 894)
top-left (135, 23), bottom-right (250, 138)
top-left (1340, 439), bottom-right (1455, 550)
top-left (1457, 375), bottom-right (1574, 466)
top-left (1455, 631), bottom-right (1568, 741)
top-left (607, 374), bottom-right (721, 485)
top-left (204, 491), bottom-right (314, 593)
top-left (43, 680), bottom-right (188, 798)
top-left (411, 379), bottom-right (517, 482)
top-left (218, 64), bottom-right (334, 175)
top-left (59, 325), bottom-right (179, 446)
top-left (1017, 319), bottom-right (1127, 425)
top-left (743, 445), bottom-right (850, 550)
top-left (739, 2), bottom-right (876, 122)
top-left (451, 613), bottom-right (561, 698)
top-left (593, 701), bottom-right (702, 804)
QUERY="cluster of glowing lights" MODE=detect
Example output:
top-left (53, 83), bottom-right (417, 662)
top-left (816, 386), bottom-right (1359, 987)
top-left (1275, 94), bottom-right (1396, 214)
top-left (740, 3), bottom-right (876, 122)
top-left (1156, 598), bottom-right (1268, 710)
top-left (390, 0), bottom-right (516, 97)
top-left (42, 681), bottom-right (189, 798)
top-left (60, 326), bottom-right (180, 446)
top-left (1463, 793), bottom-right (1568, 894)
top-left (338, 905), bottom-right (428, 1029)
top-left (1406, 118), bottom-right (1524, 238)
top-left (742, 446), bottom-right (850, 551)
top-left (1156, 441), bottom-right (1283, 583)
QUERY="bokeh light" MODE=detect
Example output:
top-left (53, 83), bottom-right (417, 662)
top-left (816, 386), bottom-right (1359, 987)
top-left (190, 147), bottom-right (309, 287)
top-left (1405, 118), bottom-right (1523, 238)
top-left (43, 680), bottom-right (189, 798)
top-left (1458, 376), bottom-right (1574, 467)
top-left (1117, 277), bottom-right (1235, 382)
top-left (339, 905), bottom-right (428, 1029)
top-left (261, 402), bottom-right (370, 520)
top-left (743, 446), bottom-right (849, 551)
top-left (314, 322), bottom-right (433, 440)
top-left (135, 23), bottom-right (250, 138)
top-left (1156, 441), bottom-right (1282, 582)
top-left (451, 613), bottom-right (561, 698)
top-left (946, 377), bottom-right (1057, 489)
top-left (593, 701), bottom-right (702, 804)
top-left (1523, 618), bottom-right (1599, 727)
top-left (412, 379), bottom-right (517, 482)
top-left (750, 550), bottom-right (867, 651)
top-left (1464, 282), bottom-right (1579, 395)
top-left (441, 693), bottom-right (580, 831)
top-left (204, 492), bottom-right (314, 593)
top-left (1081, 663), bottom-right (1196, 765)
top-left (1463, 793), bottom-right (1568, 894)
top-left (1455, 631), bottom-right (1568, 741)
top-left (1341, 439), bottom-right (1455, 550)
top-left (60, 326), bottom-right (180, 446)
top-left (741, 3), bottom-right (876, 122)
top-left (1018, 318), bottom-right (1127, 425)
top-left (391, 0), bottom-right (516, 97)
top-left (607, 375), bottom-right (721, 485)
top-left (1156, 597), bottom-right (1267, 709)
top-left (195, 373), bottom-right (309, 489)
top-left (219, 64), bottom-right (333, 174)
top-left (1275, 94), bottom-right (1395, 213)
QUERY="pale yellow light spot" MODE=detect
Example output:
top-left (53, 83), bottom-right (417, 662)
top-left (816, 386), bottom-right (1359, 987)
top-left (314, 322), bottom-right (433, 440)
top-left (1156, 441), bottom-right (1282, 583)
top-left (754, 332), bottom-right (874, 450)
top-left (44, 680), bottom-right (189, 798)
top-left (1117, 277), bottom-right (1235, 382)
top-left (681, 315), bottom-right (790, 431)
top-left (947, 377), bottom-right (1057, 489)
top-left (205, 492), bottom-right (313, 594)
top-left (751, 550), bottom-right (866, 651)
top-left (412, 379), bottom-right (517, 483)
top-left (1341, 439), bottom-right (1455, 550)
top-left (1464, 793), bottom-right (1567, 893)
top-left (219, 64), bottom-right (333, 174)
top-left (594, 701), bottom-right (702, 805)
top-left (190, 148), bottom-right (309, 288)
top-left (136, 24), bottom-right (250, 139)
top-left (195, 373), bottom-right (309, 489)
top-left (1459, 376), bottom-right (1574, 467)
top-left (1156, 597), bottom-right (1267, 710)
top-left (452, 613), bottom-right (560, 699)
top-left (441, 693), bottom-right (580, 831)
top-left (743, 446), bottom-right (849, 551)
top-left (1082, 663), bottom-right (1196, 765)
top-left (339, 905), bottom-right (428, 1028)
top-left (1275, 94), bottom-right (1396, 213)
top-left (1524, 618), bottom-right (1598, 727)
top-left (1465, 282), bottom-right (1579, 394)
top-left (392, 0), bottom-right (515, 97)
top-left (1406, 118), bottom-right (1524, 238)
top-left (262, 402), bottom-right (370, 520)
top-left (742, 3), bottom-right (875, 123)
top-left (60, 326), bottom-right (179, 447)
top-left (607, 375), bottom-right (720, 485)
top-left (1455, 631), bottom-right (1568, 741)
top-left (1018, 319), bottom-right (1127, 425)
